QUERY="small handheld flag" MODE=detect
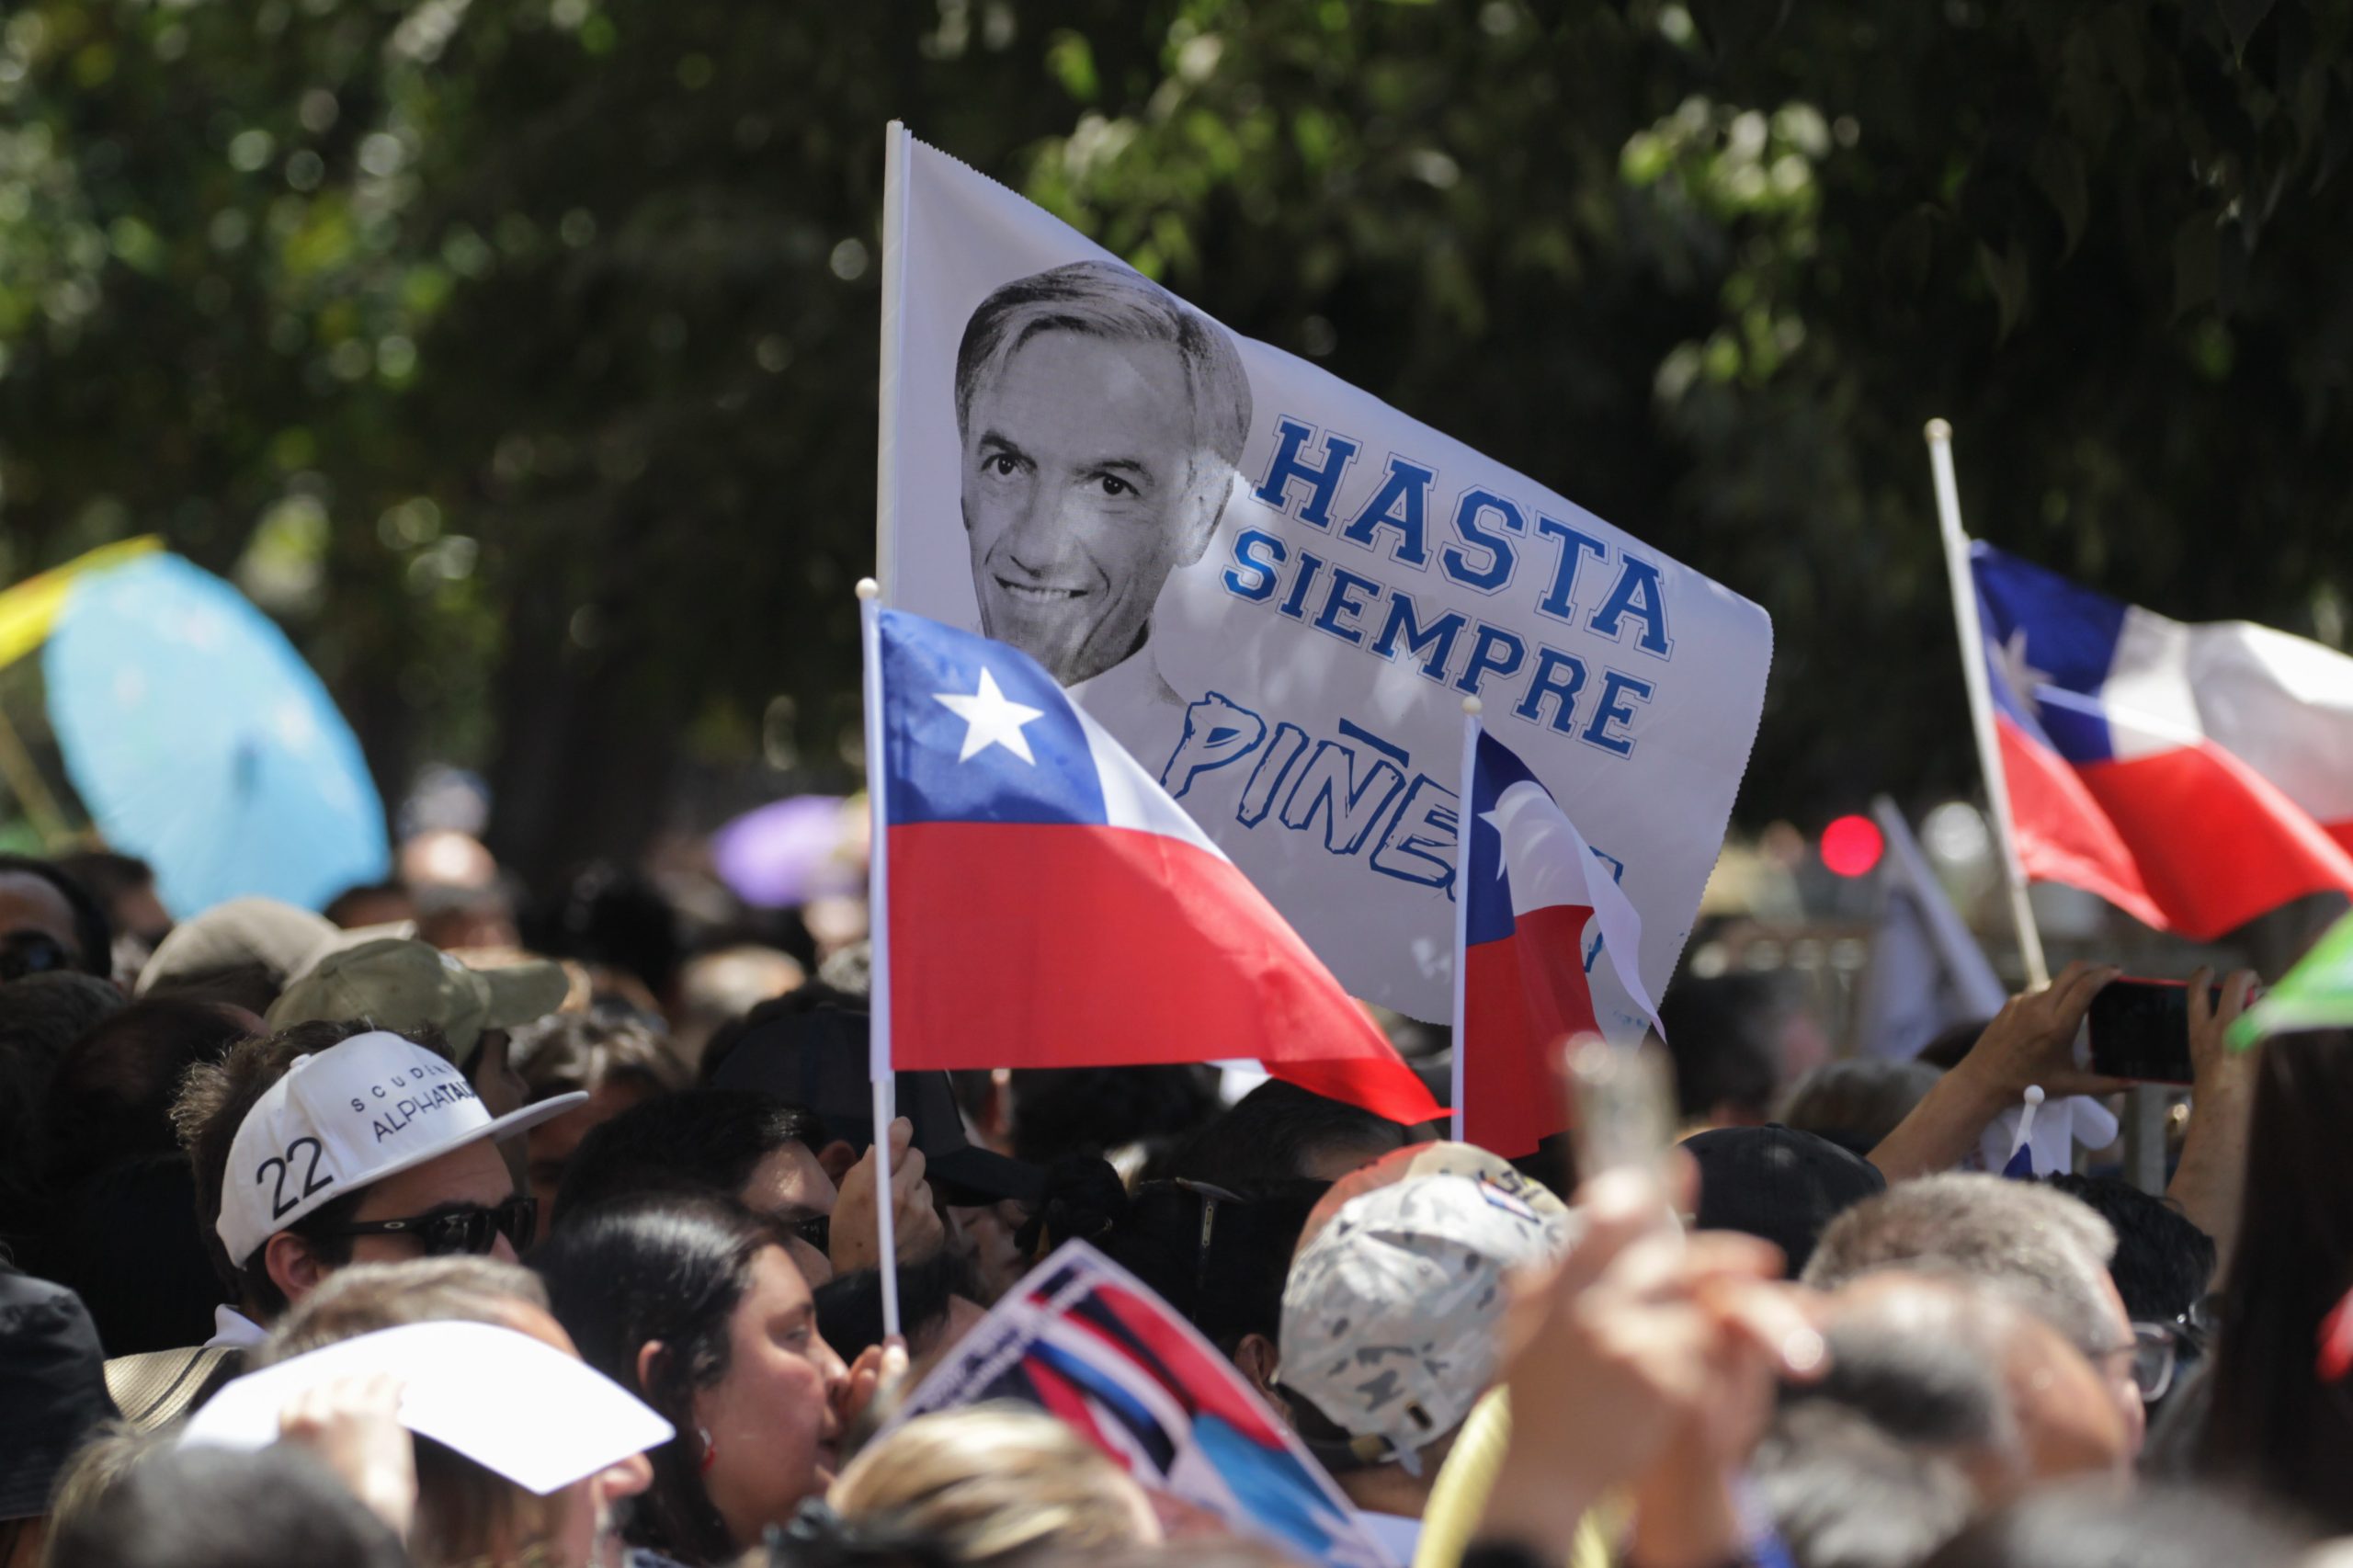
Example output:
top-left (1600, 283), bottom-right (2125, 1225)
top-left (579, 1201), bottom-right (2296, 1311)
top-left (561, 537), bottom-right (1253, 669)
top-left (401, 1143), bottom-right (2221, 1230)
top-left (1970, 542), bottom-right (2353, 939)
top-left (862, 601), bottom-right (1440, 1127)
top-left (882, 1242), bottom-right (1393, 1568)
top-left (1455, 716), bottom-right (1661, 1156)
top-left (2000, 1085), bottom-right (2045, 1179)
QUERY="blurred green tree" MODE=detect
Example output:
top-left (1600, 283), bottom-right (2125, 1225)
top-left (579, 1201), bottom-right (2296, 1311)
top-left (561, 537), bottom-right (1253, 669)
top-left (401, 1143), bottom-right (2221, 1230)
top-left (2, 0), bottom-right (2348, 886)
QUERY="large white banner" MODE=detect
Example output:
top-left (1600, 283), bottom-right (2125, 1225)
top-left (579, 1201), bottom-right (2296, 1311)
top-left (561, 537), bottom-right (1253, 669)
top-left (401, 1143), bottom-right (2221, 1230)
top-left (878, 126), bottom-right (1771, 1024)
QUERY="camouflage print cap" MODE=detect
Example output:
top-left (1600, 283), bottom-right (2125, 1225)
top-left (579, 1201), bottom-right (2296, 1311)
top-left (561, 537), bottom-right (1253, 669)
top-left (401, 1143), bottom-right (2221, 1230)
top-left (263, 937), bottom-right (568, 1057)
top-left (1279, 1170), bottom-right (1568, 1474)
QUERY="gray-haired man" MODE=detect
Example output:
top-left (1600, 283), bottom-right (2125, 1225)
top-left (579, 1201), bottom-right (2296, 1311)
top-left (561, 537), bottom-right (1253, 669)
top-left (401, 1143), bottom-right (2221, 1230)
top-left (954, 260), bottom-right (1254, 712)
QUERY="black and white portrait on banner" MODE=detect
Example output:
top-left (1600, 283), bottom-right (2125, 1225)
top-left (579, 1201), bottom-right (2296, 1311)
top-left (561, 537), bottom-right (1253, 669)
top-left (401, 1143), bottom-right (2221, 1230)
top-left (954, 261), bottom-right (1252, 756)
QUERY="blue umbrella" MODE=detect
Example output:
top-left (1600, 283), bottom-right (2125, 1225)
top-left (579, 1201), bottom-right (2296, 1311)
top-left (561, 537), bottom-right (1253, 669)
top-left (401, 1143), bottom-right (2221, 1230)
top-left (41, 553), bottom-right (390, 916)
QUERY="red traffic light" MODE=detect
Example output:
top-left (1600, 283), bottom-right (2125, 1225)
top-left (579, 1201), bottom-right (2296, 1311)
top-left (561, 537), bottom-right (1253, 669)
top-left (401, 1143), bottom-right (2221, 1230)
top-left (1821, 814), bottom-right (1884, 878)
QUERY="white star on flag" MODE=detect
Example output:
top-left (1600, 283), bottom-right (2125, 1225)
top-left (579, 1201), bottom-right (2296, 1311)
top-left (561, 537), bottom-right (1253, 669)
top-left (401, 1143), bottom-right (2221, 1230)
top-left (1989, 627), bottom-right (2053, 716)
top-left (934, 666), bottom-right (1045, 764)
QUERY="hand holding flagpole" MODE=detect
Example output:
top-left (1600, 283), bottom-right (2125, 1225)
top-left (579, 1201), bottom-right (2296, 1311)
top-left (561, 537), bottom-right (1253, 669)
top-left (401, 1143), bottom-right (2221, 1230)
top-left (1926, 419), bottom-right (2050, 991)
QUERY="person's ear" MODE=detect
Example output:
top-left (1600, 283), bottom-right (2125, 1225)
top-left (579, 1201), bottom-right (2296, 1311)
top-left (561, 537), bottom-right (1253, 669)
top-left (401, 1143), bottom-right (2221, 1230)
top-left (262, 1231), bottom-right (333, 1307)
top-left (1232, 1332), bottom-right (1287, 1415)
top-left (1176, 466), bottom-right (1231, 569)
top-left (816, 1141), bottom-right (859, 1185)
top-left (636, 1340), bottom-right (676, 1408)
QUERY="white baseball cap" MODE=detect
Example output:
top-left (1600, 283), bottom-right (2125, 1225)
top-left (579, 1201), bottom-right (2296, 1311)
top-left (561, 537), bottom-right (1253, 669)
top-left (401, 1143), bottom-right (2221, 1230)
top-left (1279, 1172), bottom-right (1568, 1472)
top-left (218, 1029), bottom-right (586, 1267)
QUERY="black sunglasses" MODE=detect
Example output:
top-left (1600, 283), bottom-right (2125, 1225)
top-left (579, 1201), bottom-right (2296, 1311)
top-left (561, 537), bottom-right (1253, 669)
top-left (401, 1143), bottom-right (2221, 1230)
top-left (314, 1196), bottom-right (537, 1257)
top-left (0, 930), bottom-right (74, 983)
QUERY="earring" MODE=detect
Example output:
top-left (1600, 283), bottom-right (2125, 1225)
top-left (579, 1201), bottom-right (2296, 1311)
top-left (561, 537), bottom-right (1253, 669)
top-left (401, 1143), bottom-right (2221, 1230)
top-left (698, 1426), bottom-right (718, 1474)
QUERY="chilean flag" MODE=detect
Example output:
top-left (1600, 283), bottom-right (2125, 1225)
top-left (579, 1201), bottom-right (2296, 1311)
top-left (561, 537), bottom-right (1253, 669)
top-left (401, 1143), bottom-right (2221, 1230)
top-left (867, 606), bottom-right (1440, 1126)
top-left (1974, 543), bottom-right (2353, 937)
top-left (1457, 726), bottom-right (1662, 1156)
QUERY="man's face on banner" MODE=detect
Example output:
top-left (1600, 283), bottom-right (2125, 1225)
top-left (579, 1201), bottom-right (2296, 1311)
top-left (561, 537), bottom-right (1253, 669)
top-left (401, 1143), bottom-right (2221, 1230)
top-left (961, 329), bottom-right (1220, 687)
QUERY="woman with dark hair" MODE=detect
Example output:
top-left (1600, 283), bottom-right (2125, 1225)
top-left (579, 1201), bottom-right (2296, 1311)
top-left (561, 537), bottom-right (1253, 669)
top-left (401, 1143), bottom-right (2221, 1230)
top-left (2188, 1027), bottom-right (2353, 1529)
top-left (534, 1194), bottom-right (854, 1567)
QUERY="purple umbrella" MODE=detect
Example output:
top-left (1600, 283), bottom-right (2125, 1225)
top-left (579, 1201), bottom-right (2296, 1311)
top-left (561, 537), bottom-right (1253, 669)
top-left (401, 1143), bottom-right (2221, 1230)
top-left (710, 795), bottom-right (864, 909)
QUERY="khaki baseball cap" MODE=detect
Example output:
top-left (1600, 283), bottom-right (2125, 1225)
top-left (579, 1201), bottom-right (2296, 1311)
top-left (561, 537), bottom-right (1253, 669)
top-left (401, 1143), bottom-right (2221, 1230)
top-left (264, 937), bottom-right (569, 1057)
top-left (134, 897), bottom-right (415, 997)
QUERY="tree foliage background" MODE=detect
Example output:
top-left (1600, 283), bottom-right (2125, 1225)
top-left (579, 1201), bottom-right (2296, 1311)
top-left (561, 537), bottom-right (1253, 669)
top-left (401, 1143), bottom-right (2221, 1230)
top-left (3, 0), bottom-right (2348, 885)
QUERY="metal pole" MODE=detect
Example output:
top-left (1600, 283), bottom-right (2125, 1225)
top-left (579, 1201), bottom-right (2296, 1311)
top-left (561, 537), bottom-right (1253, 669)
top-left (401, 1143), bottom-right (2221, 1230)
top-left (1925, 419), bottom-right (2050, 991)
top-left (1450, 698), bottom-right (1480, 1142)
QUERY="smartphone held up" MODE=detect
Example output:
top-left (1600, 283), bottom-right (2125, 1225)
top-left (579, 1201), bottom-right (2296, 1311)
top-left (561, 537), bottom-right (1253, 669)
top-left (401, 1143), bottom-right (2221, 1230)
top-left (2086, 977), bottom-right (2227, 1085)
top-left (1562, 1034), bottom-right (1677, 1185)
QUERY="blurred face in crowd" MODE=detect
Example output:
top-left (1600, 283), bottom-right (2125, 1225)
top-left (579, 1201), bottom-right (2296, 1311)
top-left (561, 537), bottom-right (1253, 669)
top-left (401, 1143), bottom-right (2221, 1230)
top-left (2075, 1272), bottom-right (2148, 1461)
top-left (108, 879), bottom-right (172, 950)
top-left (0, 869), bottom-right (83, 976)
top-left (526, 1080), bottom-right (665, 1247)
top-left (737, 1141), bottom-right (837, 1287)
top-left (961, 329), bottom-right (1220, 687)
top-left (500, 1301), bottom-right (655, 1568)
top-left (2001, 1305), bottom-right (2135, 1483)
top-left (687, 1244), bottom-right (847, 1551)
top-left (1828, 1271), bottom-right (2129, 1502)
top-left (949, 1198), bottom-right (1030, 1304)
top-left (329, 885), bottom-right (418, 930)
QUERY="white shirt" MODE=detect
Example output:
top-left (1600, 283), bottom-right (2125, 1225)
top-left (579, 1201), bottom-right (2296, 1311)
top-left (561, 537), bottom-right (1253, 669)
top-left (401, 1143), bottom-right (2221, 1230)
top-left (1065, 638), bottom-right (1190, 780)
top-left (203, 1304), bottom-right (267, 1349)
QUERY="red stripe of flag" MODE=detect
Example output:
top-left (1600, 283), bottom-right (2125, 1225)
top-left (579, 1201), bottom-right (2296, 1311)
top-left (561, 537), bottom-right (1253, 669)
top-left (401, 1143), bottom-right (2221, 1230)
top-left (888, 820), bottom-right (1441, 1125)
top-left (1462, 903), bottom-right (1597, 1157)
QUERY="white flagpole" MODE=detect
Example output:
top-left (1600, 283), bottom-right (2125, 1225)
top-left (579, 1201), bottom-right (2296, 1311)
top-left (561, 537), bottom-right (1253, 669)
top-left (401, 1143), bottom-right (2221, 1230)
top-left (1451, 697), bottom-right (1481, 1142)
top-left (873, 121), bottom-right (912, 608)
top-left (858, 585), bottom-right (900, 1341)
top-left (1925, 419), bottom-right (2050, 990)
top-left (862, 121), bottom-right (914, 1339)
top-left (2008, 1084), bottom-right (2045, 1164)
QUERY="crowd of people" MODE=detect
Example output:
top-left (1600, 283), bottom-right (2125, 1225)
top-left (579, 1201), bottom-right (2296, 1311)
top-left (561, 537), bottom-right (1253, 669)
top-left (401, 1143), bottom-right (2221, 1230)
top-left (3, 842), bottom-right (2350, 1568)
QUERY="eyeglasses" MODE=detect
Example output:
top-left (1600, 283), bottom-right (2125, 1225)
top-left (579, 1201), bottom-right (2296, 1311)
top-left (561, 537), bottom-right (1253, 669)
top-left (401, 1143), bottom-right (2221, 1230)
top-left (2092, 1322), bottom-right (2182, 1403)
top-left (314, 1196), bottom-right (537, 1257)
top-left (2180, 1292), bottom-right (2223, 1349)
top-left (0, 930), bottom-right (73, 983)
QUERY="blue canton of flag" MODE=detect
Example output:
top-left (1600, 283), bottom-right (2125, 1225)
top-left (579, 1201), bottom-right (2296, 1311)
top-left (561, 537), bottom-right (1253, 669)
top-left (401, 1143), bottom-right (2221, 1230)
top-left (879, 608), bottom-right (1107, 827)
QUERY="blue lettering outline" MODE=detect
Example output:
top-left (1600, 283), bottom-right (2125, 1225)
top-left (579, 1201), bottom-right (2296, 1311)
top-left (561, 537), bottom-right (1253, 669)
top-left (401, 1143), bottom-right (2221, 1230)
top-left (1587, 554), bottom-right (1675, 659)
top-left (1336, 454), bottom-right (1436, 570)
top-left (1438, 486), bottom-right (1525, 596)
top-left (1251, 415), bottom-right (1359, 531)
